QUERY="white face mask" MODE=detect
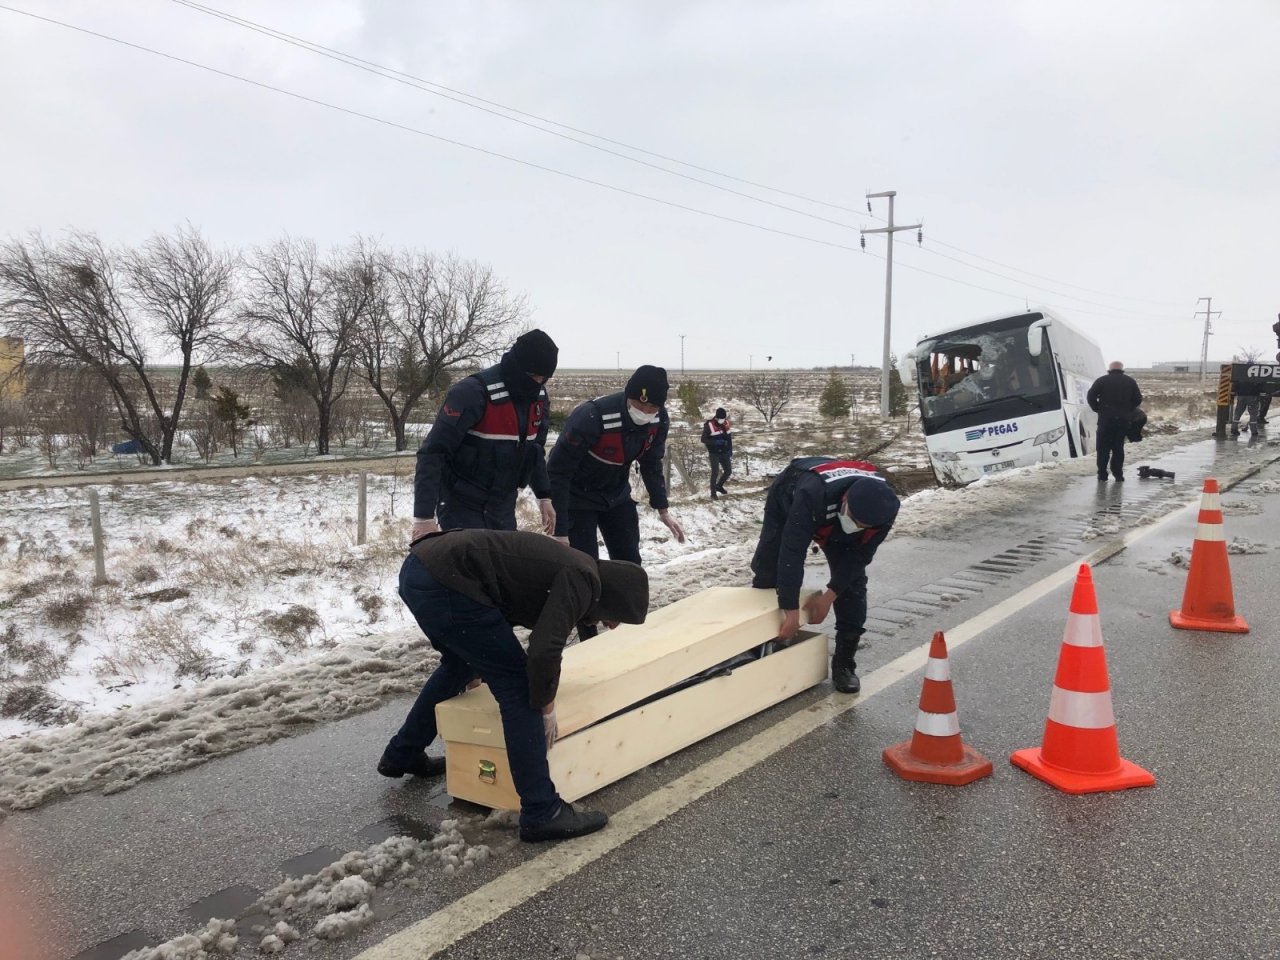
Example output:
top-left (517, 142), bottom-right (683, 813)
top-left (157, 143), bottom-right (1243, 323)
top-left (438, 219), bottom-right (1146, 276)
top-left (838, 511), bottom-right (858, 535)
top-left (628, 404), bottom-right (659, 426)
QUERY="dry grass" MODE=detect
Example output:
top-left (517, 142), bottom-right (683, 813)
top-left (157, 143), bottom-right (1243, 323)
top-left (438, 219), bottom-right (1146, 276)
top-left (261, 604), bottom-right (322, 648)
top-left (42, 592), bottom-right (94, 630)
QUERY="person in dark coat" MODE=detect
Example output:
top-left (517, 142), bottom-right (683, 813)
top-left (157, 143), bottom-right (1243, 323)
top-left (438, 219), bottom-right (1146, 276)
top-left (1086, 361), bottom-right (1143, 482)
top-left (700, 407), bottom-right (733, 499)
top-left (379, 529), bottom-right (649, 842)
top-left (750, 457), bottom-right (901, 694)
top-left (547, 364), bottom-right (686, 562)
top-left (411, 329), bottom-right (559, 539)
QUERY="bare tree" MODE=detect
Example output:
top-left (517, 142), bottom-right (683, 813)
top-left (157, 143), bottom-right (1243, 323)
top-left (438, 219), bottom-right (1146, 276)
top-left (0, 228), bottom-right (234, 465)
top-left (235, 238), bottom-right (375, 455)
top-left (736, 372), bottom-right (795, 424)
top-left (356, 251), bottom-right (522, 451)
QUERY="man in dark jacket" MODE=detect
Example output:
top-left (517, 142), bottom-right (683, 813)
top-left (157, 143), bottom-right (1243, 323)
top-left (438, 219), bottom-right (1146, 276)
top-left (700, 407), bottom-right (733, 499)
top-left (378, 529), bottom-right (648, 842)
top-left (412, 329), bottom-right (559, 538)
top-left (750, 457), bottom-right (901, 694)
top-left (1086, 361), bottom-right (1143, 482)
top-left (548, 364), bottom-right (686, 564)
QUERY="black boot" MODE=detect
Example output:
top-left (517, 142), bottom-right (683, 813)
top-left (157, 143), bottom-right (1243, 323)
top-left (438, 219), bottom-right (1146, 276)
top-left (831, 631), bottom-right (862, 694)
top-left (377, 749), bottom-right (446, 779)
top-left (520, 801), bottom-right (608, 842)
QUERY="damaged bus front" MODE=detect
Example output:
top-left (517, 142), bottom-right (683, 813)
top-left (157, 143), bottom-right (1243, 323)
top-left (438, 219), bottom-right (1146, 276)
top-left (900, 309), bottom-right (1102, 486)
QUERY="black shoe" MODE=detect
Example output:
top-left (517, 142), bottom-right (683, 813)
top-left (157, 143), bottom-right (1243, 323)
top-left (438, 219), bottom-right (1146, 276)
top-left (711, 490), bottom-right (719, 500)
top-left (716, 485), bottom-right (729, 496)
top-left (519, 801), bottom-right (608, 842)
top-left (1097, 474), bottom-right (1108, 481)
top-left (1113, 475), bottom-right (1124, 482)
top-left (377, 750), bottom-right (446, 779)
top-left (831, 631), bottom-right (861, 694)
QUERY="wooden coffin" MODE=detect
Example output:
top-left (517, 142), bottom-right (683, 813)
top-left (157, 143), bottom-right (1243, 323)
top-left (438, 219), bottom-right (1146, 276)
top-left (435, 586), bottom-right (826, 809)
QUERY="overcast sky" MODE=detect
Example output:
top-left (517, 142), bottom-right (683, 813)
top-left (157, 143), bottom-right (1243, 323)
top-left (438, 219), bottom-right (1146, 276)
top-left (1, 0), bottom-right (1277, 371)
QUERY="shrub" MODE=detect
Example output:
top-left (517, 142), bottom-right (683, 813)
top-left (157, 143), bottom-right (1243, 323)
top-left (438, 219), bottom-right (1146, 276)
top-left (43, 593), bottom-right (94, 630)
top-left (818, 371), bottom-right (851, 418)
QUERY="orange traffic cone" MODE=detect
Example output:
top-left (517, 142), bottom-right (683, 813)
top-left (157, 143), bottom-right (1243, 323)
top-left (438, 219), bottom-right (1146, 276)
top-left (883, 631), bottom-right (992, 785)
top-left (1169, 478), bottom-right (1249, 633)
top-left (1011, 564), bottom-right (1154, 794)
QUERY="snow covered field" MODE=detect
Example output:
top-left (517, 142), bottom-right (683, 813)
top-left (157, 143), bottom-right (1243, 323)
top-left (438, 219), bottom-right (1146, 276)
top-left (0, 369), bottom-right (1221, 817)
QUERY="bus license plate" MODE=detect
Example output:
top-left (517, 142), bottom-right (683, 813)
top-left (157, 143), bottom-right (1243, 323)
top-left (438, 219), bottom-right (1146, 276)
top-left (983, 460), bottom-right (1016, 474)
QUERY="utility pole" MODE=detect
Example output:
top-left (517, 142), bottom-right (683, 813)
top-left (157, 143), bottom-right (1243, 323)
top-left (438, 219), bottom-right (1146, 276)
top-left (1195, 297), bottom-right (1220, 383)
top-left (616, 351), bottom-right (620, 372)
top-left (861, 190), bottom-right (922, 418)
top-left (749, 354), bottom-right (753, 371)
top-left (679, 334), bottom-right (686, 376)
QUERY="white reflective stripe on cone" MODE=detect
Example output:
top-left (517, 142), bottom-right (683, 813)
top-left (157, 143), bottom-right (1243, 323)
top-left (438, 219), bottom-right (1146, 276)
top-left (924, 658), bottom-right (951, 682)
top-left (915, 710), bottom-right (961, 737)
top-left (1196, 523), bottom-right (1226, 542)
top-left (1202, 492), bottom-right (1221, 511)
top-left (1062, 612), bottom-right (1104, 648)
top-left (1048, 686), bottom-right (1115, 729)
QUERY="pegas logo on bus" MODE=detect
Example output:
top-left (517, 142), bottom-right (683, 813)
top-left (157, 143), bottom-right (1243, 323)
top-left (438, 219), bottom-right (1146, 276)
top-left (964, 421), bottom-right (1019, 442)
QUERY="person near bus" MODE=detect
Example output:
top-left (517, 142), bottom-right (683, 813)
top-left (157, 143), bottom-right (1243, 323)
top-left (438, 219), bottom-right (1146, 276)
top-left (749, 457), bottom-right (901, 694)
top-left (412, 330), bottom-right (559, 538)
top-left (1086, 361), bottom-right (1143, 482)
top-left (547, 365), bottom-right (687, 637)
top-left (701, 407), bottom-right (733, 499)
top-left (379, 528), bottom-right (649, 842)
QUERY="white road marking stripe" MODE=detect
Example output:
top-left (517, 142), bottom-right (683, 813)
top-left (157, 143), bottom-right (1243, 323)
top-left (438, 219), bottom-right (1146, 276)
top-left (924, 657), bottom-right (950, 681)
top-left (351, 475), bottom-right (1224, 960)
top-left (914, 709), bottom-right (961, 737)
top-left (1048, 686), bottom-right (1115, 729)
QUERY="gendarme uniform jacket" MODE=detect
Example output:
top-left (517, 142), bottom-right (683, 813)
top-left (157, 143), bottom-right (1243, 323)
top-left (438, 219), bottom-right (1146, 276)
top-left (770, 457), bottom-right (894, 611)
top-left (700, 418), bottom-right (733, 455)
top-left (413, 364), bottom-right (551, 521)
top-left (547, 392), bottom-right (670, 535)
top-left (409, 530), bottom-right (602, 709)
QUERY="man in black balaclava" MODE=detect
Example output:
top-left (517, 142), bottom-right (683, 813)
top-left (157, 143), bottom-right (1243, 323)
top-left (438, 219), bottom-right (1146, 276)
top-left (412, 329), bottom-right (559, 537)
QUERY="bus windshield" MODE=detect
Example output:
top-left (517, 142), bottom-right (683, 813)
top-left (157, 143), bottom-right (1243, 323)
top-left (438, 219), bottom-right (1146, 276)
top-left (914, 314), bottom-right (1061, 436)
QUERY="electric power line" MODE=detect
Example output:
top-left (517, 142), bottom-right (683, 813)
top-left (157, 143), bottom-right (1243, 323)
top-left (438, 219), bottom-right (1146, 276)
top-left (170, 0), bottom-right (1187, 311)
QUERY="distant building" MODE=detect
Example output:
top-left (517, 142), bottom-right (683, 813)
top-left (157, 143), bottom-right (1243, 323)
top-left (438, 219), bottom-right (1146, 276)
top-left (1150, 359), bottom-right (1232, 374)
top-left (0, 336), bottom-right (23, 399)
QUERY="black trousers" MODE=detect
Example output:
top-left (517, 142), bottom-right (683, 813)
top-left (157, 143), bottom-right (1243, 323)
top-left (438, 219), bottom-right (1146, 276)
top-left (1096, 416), bottom-right (1129, 478)
top-left (709, 451), bottom-right (732, 492)
top-left (568, 500), bottom-right (641, 640)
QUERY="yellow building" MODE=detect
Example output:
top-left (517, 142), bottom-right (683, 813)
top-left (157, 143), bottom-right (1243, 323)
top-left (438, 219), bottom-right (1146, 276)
top-left (0, 335), bottom-right (24, 399)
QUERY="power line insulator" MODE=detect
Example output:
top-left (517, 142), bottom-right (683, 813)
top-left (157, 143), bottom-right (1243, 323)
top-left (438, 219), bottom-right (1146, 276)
top-left (860, 235), bottom-right (866, 251)
top-left (866, 200), bottom-right (872, 213)
top-left (917, 228), bottom-right (923, 245)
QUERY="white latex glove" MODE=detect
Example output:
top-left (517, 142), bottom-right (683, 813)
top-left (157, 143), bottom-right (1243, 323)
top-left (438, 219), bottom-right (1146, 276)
top-left (658, 509), bottom-right (686, 544)
top-left (554, 535), bottom-right (571, 547)
top-left (541, 702), bottom-right (558, 751)
top-left (538, 498), bottom-right (556, 536)
top-left (411, 518), bottom-right (440, 541)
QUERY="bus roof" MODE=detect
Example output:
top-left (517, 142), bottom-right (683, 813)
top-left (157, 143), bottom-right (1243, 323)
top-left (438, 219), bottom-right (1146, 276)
top-left (908, 306), bottom-right (1094, 348)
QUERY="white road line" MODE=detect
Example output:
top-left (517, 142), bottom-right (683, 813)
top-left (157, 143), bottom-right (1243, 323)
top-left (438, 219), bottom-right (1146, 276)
top-left (354, 462), bottom-right (1269, 960)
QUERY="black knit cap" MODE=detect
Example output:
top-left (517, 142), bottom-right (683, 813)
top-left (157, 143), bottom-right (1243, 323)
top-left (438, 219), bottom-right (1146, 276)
top-left (508, 329), bottom-right (559, 378)
top-left (715, 407), bottom-right (727, 419)
top-left (843, 477), bottom-right (900, 528)
top-left (625, 365), bottom-right (669, 406)
top-left (594, 560), bottom-right (649, 624)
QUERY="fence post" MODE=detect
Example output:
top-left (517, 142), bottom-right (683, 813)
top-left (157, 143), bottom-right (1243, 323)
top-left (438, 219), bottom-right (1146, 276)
top-left (357, 471), bottom-right (368, 545)
top-left (88, 488), bottom-right (107, 585)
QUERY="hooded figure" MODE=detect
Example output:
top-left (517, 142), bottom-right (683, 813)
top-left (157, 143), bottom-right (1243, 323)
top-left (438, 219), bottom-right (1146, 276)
top-left (412, 329), bottom-right (559, 533)
top-left (750, 458), bottom-right (901, 694)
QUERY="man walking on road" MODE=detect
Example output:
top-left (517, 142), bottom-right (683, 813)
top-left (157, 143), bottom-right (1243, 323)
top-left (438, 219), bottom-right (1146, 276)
top-left (378, 529), bottom-right (648, 842)
top-left (411, 329), bottom-right (559, 539)
top-left (1087, 361), bottom-right (1143, 482)
top-left (749, 457), bottom-right (900, 694)
top-left (701, 407), bottom-right (733, 499)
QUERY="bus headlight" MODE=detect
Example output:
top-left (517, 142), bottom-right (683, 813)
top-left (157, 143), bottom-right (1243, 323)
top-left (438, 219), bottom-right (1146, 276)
top-left (1033, 426), bottom-right (1066, 446)
top-left (933, 450), bottom-right (961, 462)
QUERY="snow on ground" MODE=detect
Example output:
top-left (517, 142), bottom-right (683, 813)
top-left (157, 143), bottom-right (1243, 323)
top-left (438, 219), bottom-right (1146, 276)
top-left (0, 370), bottom-right (1229, 817)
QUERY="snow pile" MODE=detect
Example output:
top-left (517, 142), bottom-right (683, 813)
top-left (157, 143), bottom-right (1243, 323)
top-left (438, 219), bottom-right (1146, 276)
top-left (1227, 537), bottom-right (1269, 555)
top-left (119, 918), bottom-right (238, 960)
top-left (257, 923), bottom-right (299, 955)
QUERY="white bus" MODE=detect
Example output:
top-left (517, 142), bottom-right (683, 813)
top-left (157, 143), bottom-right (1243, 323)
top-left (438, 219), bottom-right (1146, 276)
top-left (898, 308), bottom-right (1104, 486)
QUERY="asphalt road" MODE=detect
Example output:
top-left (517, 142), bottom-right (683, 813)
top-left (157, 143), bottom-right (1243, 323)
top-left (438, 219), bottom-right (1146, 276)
top-left (5, 432), bottom-right (1279, 960)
